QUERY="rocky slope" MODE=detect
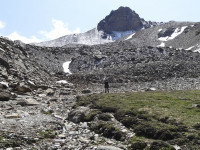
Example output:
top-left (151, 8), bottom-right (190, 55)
top-left (35, 7), bottom-right (158, 47)
top-left (67, 40), bottom-right (200, 92)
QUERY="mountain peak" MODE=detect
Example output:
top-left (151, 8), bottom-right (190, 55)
top-left (97, 6), bottom-right (144, 34)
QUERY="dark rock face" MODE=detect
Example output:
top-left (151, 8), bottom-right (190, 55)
top-left (97, 7), bottom-right (144, 34)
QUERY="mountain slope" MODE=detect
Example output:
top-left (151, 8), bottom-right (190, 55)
top-left (120, 21), bottom-right (200, 52)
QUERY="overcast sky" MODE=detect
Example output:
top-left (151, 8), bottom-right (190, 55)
top-left (0, 0), bottom-right (199, 43)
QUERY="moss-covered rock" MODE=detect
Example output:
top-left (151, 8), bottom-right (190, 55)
top-left (83, 110), bottom-right (101, 122)
top-left (89, 122), bottom-right (126, 141)
top-left (149, 141), bottom-right (175, 150)
top-left (98, 113), bottom-right (112, 121)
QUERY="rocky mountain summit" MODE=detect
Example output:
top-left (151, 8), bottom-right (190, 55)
top-left (35, 7), bottom-right (158, 47)
top-left (97, 6), bottom-right (157, 34)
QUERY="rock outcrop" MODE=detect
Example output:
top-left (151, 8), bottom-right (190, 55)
top-left (97, 7), bottom-right (144, 34)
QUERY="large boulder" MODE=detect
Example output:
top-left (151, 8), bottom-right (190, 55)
top-left (17, 97), bottom-right (39, 106)
top-left (0, 57), bottom-right (10, 69)
top-left (0, 89), bottom-right (12, 101)
top-left (68, 106), bottom-right (90, 123)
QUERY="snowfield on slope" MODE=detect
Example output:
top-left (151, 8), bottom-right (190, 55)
top-left (159, 26), bottom-right (187, 41)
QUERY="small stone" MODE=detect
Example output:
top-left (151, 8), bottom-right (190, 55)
top-left (173, 145), bottom-right (181, 150)
top-left (5, 113), bottom-right (20, 119)
top-left (94, 134), bottom-right (99, 140)
top-left (38, 94), bottom-right (46, 97)
top-left (45, 88), bottom-right (54, 96)
top-left (121, 129), bottom-right (127, 133)
top-left (16, 84), bottom-right (31, 93)
top-left (81, 122), bottom-right (88, 129)
top-left (54, 114), bottom-right (63, 120)
top-left (192, 104), bottom-right (200, 108)
top-left (58, 134), bottom-right (66, 138)
top-left (54, 139), bottom-right (66, 144)
top-left (65, 124), bottom-right (73, 130)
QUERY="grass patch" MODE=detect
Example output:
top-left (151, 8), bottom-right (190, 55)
top-left (79, 90), bottom-right (200, 127)
top-left (77, 90), bottom-right (200, 148)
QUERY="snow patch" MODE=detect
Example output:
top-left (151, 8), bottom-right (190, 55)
top-left (63, 61), bottom-right (71, 74)
top-left (125, 33), bottom-right (135, 40)
top-left (0, 82), bottom-right (9, 88)
top-left (186, 44), bottom-right (200, 51)
top-left (56, 80), bottom-right (68, 84)
top-left (194, 48), bottom-right (200, 53)
top-left (159, 26), bottom-right (187, 41)
top-left (157, 42), bottom-right (165, 47)
top-left (169, 26), bottom-right (187, 39)
top-left (186, 45), bottom-right (195, 50)
top-left (112, 30), bottom-right (134, 40)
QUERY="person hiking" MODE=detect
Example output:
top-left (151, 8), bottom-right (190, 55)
top-left (104, 80), bottom-right (109, 93)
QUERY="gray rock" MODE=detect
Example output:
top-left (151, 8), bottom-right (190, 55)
top-left (45, 88), bottom-right (55, 96)
top-left (16, 83), bottom-right (31, 93)
top-left (81, 122), bottom-right (88, 129)
top-left (97, 146), bottom-right (123, 150)
top-left (81, 89), bottom-right (92, 94)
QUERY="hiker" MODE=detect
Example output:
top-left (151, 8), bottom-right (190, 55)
top-left (104, 80), bottom-right (109, 93)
